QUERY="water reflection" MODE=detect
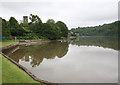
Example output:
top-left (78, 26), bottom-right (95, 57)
top-left (2, 37), bottom-right (118, 83)
top-left (69, 36), bottom-right (119, 50)
top-left (3, 41), bottom-right (69, 67)
top-left (3, 37), bottom-right (118, 67)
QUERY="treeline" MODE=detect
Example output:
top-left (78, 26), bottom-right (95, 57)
top-left (2, 14), bottom-right (69, 40)
top-left (70, 21), bottom-right (120, 36)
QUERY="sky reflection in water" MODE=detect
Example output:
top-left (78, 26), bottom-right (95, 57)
top-left (3, 37), bottom-right (118, 83)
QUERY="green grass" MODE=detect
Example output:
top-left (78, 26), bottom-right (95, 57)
top-left (0, 40), bottom-right (17, 47)
top-left (1, 55), bottom-right (43, 83)
top-left (1, 41), bottom-right (46, 84)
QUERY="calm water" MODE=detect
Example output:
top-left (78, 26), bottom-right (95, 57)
top-left (3, 37), bottom-right (118, 83)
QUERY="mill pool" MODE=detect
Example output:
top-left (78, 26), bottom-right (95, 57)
top-left (3, 37), bottom-right (118, 83)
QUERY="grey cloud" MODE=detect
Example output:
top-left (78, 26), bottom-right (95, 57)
top-left (0, 0), bottom-right (119, 29)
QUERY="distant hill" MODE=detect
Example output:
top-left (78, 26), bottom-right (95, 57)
top-left (70, 21), bottom-right (120, 37)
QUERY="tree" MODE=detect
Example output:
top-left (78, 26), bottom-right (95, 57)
top-left (2, 14), bottom-right (69, 40)
top-left (70, 21), bottom-right (119, 37)
top-left (8, 17), bottom-right (19, 28)
top-left (46, 19), bottom-right (61, 39)
top-left (56, 21), bottom-right (69, 38)
top-left (29, 21), bottom-right (43, 36)
top-left (41, 23), bottom-right (60, 40)
top-left (8, 17), bottom-right (25, 36)
top-left (29, 14), bottom-right (42, 23)
top-left (46, 19), bottom-right (55, 24)
top-left (2, 18), bottom-right (11, 39)
top-left (29, 14), bottom-right (43, 36)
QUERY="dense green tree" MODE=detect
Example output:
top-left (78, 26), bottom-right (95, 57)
top-left (29, 21), bottom-right (42, 35)
top-left (8, 17), bottom-right (25, 36)
top-left (71, 21), bottom-right (119, 37)
top-left (46, 19), bottom-right (55, 24)
top-left (41, 23), bottom-right (60, 40)
top-left (47, 19), bottom-right (63, 39)
top-left (8, 17), bottom-right (19, 28)
top-left (56, 21), bottom-right (68, 38)
top-left (29, 14), bottom-right (43, 38)
top-left (2, 19), bottom-right (11, 39)
top-left (2, 14), bottom-right (69, 40)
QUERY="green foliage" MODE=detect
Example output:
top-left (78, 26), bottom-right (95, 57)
top-left (41, 23), bottom-right (60, 40)
top-left (71, 21), bottom-right (119, 37)
top-left (8, 17), bottom-right (19, 29)
top-left (2, 14), bottom-right (69, 40)
top-left (25, 33), bottom-right (40, 40)
top-left (56, 21), bottom-right (69, 38)
top-left (46, 19), bottom-right (55, 24)
top-left (22, 21), bottom-right (28, 27)
top-left (29, 20), bottom-right (43, 35)
top-left (2, 18), bottom-right (12, 39)
top-left (29, 16), bottom-right (68, 40)
top-left (22, 27), bottom-right (31, 32)
top-left (8, 17), bottom-right (26, 36)
top-left (29, 14), bottom-right (42, 23)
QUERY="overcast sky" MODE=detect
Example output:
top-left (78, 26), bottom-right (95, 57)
top-left (0, 0), bottom-right (119, 29)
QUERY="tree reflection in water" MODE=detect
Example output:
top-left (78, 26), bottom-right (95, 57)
top-left (3, 41), bottom-right (69, 67)
top-left (2, 37), bottom-right (118, 83)
top-left (3, 37), bottom-right (118, 67)
top-left (69, 36), bottom-right (119, 50)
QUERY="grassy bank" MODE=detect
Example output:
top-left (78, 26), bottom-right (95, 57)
top-left (1, 40), bottom-right (45, 84)
top-left (0, 40), bottom-right (17, 48)
top-left (2, 55), bottom-right (41, 83)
